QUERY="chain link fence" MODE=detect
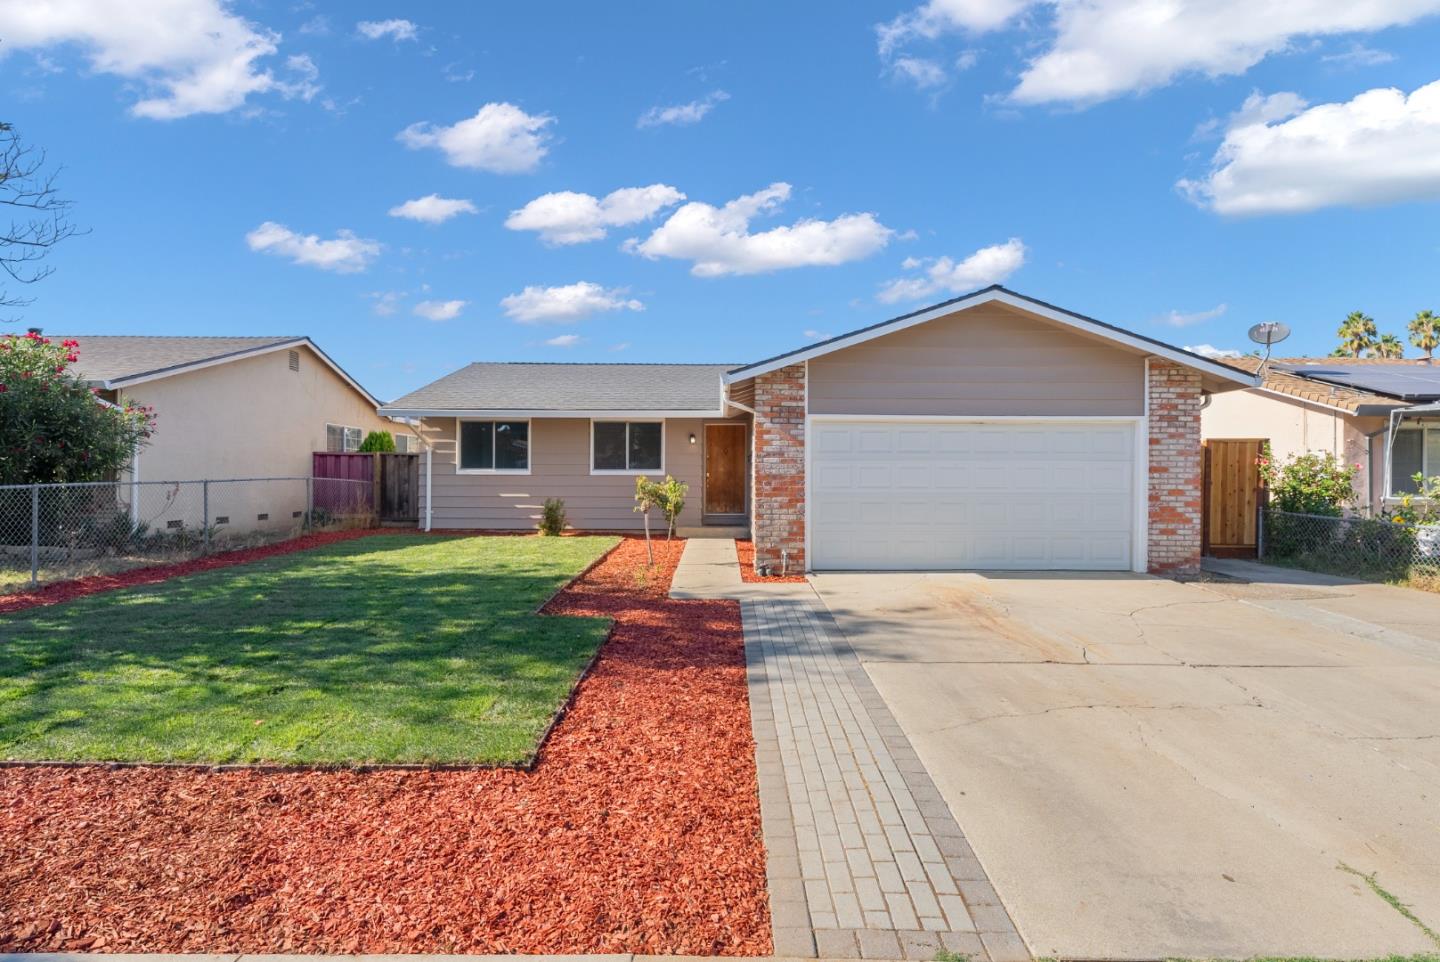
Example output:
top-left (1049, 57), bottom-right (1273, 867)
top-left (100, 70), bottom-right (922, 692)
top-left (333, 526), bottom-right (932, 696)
top-left (1, 476), bottom-right (375, 590)
top-left (1260, 508), bottom-right (1440, 584)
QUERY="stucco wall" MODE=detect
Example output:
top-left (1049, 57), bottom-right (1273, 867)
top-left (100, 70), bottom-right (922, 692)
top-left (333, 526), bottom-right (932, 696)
top-left (807, 303), bottom-right (1146, 417)
top-left (1201, 389), bottom-right (1386, 509)
top-left (113, 345), bottom-right (395, 534)
top-left (419, 417), bottom-right (707, 531)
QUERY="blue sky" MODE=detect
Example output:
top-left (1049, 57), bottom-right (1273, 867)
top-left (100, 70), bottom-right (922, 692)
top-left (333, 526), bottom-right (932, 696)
top-left (4, 1), bottom-right (1440, 400)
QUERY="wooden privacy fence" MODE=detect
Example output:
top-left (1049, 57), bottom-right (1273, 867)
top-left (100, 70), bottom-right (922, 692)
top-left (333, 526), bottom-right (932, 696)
top-left (1202, 438), bottom-right (1266, 558)
top-left (311, 451), bottom-right (418, 523)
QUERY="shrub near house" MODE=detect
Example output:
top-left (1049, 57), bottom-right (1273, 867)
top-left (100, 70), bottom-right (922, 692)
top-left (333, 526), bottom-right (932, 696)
top-left (0, 333), bottom-right (153, 484)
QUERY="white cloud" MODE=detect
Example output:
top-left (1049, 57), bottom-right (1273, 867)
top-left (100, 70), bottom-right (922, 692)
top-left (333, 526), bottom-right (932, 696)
top-left (357, 19), bottom-right (418, 41)
top-left (546, 334), bottom-right (582, 348)
top-left (1322, 42), bottom-right (1395, 67)
top-left (275, 53), bottom-right (321, 103)
top-left (398, 103), bottom-right (554, 173)
top-left (0, 0), bottom-right (308, 119)
top-left (369, 290), bottom-right (405, 316)
top-left (1179, 80), bottom-right (1440, 215)
top-left (609, 342), bottom-right (631, 352)
top-left (505, 184), bottom-right (685, 245)
top-left (413, 299), bottom-right (466, 321)
top-left (890, 57), bottom-right (948, 89)
top-left (637, 90), bottom-right (730, 128)
top-left (500, 282), bottom-right (644, 323)
top-left (804, 329), bottom-right (834, 340)
top-left (388, 194), bottom-right (479, 224)
top-left (1155, 303), bottom-right (1228, 327)
top-left (876, 0), bottom-right (1440, 106)
top-left (625, 183), bottom-right (894, 277)
top-left (1185, 343), bottom-right (1244, 359)
top-left (246, 221), bottom-right (379, 273)
top-left (876, 239), bottom-right (1026, 303)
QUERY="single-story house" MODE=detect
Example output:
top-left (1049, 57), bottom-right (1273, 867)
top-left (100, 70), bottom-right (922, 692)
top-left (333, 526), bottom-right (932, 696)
top-left (380, 286), bottom-right (1257, 575)
top-left (57, 334), bottom-right (400, 531)
top-left (1202, 356), bottom-right (1440, 512)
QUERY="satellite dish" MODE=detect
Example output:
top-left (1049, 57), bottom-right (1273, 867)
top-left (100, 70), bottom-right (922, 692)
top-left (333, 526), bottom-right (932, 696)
top-left (1247, 322), bottom-right (1291, 372)
top-left (1248, 322), bottom-right (1291, 347)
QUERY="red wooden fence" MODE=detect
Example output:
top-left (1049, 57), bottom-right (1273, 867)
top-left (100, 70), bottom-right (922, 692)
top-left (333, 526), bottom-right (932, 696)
top-left (311, 452), bottom-right (375, 517)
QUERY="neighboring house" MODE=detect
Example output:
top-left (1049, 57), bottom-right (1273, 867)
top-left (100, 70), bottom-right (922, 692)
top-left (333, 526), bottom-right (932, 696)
top-left (383, 286), bottom-right (1254, 575)
top-left (1202, 356), bottom-right (1440, 512)
top-left (57, 334), bottom-right (399, 532)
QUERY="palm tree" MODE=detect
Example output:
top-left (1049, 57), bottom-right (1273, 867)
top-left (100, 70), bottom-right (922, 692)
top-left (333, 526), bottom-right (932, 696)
top-left (1374, 333), bottom-right (1405, 358)
top-left (1337, 311), bottom-right (1377, 358)
top-left (1410, 309), bottom-right (1440, 360)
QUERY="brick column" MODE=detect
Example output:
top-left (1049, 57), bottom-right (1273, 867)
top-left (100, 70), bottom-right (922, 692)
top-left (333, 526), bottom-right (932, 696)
top-left (1147, 359), bottom-right (1203, 576)
top-left (752, 364), bottom-right (806, 572)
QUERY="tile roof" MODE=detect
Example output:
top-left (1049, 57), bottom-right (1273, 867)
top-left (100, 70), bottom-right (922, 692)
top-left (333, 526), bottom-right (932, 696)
top-left (51, 335), bottom-right (304, 384)
top-left (381, 362), bottom-right (733, 414)
top-left (1217, 355), bottom-right (1431, 414)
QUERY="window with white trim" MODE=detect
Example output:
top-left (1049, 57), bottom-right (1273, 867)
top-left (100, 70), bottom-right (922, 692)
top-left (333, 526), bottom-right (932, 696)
top-left (1390, 424), bottom-right (1440, 495)
top-left (458, 419), bottom-right (530, 473)
top-left (591, 420), bottom-right (663, 473)
top-left (393, 434), bottom-right (412, 453)
top-left (326, 423), bottom-right (363, 453)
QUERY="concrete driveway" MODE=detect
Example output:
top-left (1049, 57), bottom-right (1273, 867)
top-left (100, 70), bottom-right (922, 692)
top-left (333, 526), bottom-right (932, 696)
top-left (810, 563), bottom-right (1440, 960)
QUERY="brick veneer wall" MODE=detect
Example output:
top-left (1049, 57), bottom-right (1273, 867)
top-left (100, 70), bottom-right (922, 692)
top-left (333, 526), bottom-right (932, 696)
top-left (752, 364), bottom-right (806, 572)
top-left (1147, 359), bottom-right (1203, 576)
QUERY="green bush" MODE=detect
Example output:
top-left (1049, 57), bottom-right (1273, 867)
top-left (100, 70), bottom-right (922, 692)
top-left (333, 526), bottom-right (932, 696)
top-left (1258, 447), bottom-right (1358, 515)
top-left (538, 497), bottom-right (567, 536)
top-left (358, 430), bottom-right (396, 452)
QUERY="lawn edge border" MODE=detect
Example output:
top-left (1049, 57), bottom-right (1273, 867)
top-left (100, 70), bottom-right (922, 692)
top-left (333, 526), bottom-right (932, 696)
top-left (0, 535), bottom-right (638, 776)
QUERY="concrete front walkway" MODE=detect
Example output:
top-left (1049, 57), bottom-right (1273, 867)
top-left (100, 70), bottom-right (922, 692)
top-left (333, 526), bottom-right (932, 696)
top-left (672, 541), bottom-right (1027, 962)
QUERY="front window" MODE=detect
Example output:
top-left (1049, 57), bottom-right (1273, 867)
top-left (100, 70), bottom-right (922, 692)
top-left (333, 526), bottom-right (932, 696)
top-left (1391, 425), bottom-right (1440, 496)
top-left (592, 420), bottom-right (663, 473)
top-left (326, 424), bottom-right (363, 453)
top-left (459, 419), bottom-right (530, 473)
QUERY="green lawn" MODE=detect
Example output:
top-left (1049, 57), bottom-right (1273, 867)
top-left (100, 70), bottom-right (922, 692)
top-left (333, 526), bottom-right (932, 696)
top-left (0, 534), bottom-right (618, 765)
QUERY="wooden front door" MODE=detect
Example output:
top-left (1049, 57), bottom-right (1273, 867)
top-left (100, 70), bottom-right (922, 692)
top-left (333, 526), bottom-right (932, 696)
top-left (1202, 438), bottom-right (1265, 558)
top-left (704, 423), bottom-right (747, 516)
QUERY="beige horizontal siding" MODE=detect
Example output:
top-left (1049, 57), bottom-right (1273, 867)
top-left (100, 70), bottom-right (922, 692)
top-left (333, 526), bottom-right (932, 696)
top-left (420, 417), bottom-right (706, 531)
top-left (808, 303), bottom-right (1145, 417)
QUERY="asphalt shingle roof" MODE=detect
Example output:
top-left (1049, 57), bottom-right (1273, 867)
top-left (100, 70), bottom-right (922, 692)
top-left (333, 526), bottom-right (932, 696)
top-left (381, 362), bottom-right (732, 413)
top-left (50, 335), bottom-right (304, 384)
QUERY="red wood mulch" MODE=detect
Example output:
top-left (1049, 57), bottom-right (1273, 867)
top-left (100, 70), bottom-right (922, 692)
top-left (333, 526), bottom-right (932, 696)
top-left (0, 537), bottom-right (770, 956)
top-left (735, 539), bottom-right (809, 583)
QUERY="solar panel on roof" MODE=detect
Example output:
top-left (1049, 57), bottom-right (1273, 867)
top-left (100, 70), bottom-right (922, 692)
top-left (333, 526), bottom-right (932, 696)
top-left (1274, 363), bottom-right (1440, 400)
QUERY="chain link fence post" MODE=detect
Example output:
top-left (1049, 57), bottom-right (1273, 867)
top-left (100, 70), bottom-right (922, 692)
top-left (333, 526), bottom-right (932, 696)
top-left (202, 480), bottom-right (210, 554)
top-left (305, 477), bottom-right (313, 532)
top-left (30, 484), bottom-right (40, 587)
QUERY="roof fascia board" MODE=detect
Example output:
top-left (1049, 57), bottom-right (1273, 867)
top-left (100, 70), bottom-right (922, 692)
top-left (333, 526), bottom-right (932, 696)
top-left (105, 338), bottom-right (383, 408)
top-left (377, 407), bottom-right (727, 419)
top-left (724, 287), bottom-right (1256, 387)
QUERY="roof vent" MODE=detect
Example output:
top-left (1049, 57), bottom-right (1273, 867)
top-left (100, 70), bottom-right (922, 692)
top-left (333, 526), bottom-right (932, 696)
top-left (288, 349), bottom-right (300, 372)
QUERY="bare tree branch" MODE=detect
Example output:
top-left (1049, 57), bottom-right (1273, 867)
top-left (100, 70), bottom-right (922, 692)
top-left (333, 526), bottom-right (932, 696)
top-left (1, 122), bottom-right (86, 315)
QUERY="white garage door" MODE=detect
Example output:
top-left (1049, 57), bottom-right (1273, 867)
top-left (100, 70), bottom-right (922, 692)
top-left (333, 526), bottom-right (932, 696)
top-left (810, 420), bottom-right (1137, 571)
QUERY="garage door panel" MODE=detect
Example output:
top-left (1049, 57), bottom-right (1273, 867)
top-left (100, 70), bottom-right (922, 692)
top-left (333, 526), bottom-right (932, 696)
top-left (811, 420), bottom-right (1135, 571)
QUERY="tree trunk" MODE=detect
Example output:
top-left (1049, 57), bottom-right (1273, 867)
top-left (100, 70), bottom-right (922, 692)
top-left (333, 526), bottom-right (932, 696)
top-left (642, 509), bottom-right (653, 564)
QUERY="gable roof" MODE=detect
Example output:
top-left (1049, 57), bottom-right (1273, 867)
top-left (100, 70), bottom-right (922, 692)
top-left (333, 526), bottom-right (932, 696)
top-left (380, 362), bottom-right (733, 417)
top-left (52, 334), bottom-right (382, 407)
top-left (1217, 355), bottom-right (1428, 415)
top-left (723, 285), bottom-right (1256, 387)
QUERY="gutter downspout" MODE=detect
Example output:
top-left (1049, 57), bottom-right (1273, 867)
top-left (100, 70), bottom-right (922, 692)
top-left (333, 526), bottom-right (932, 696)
top-left (422, 417), bottom-right (433, 532)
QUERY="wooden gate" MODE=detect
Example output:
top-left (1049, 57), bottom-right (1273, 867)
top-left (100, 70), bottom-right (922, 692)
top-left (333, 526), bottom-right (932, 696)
top-left (379, 453), bottom-right (419, 523)
top-left (1202, 438), bottom-right (1265, 558)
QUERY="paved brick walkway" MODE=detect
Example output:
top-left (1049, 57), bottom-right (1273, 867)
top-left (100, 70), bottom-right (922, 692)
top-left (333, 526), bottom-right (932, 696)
top-left (744, 597), bottom-right (1029, 962)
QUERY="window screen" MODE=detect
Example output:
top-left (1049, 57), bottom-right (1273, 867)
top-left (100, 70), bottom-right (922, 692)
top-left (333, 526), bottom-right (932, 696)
top-left (460, 421), bottom-right (494, 470)
top-left (593, 422), bottom-right (628, 470)
top-left (1392, 428), bottom-right (1423, 495)
top-left (592, 421), bottom-right (662, 471)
